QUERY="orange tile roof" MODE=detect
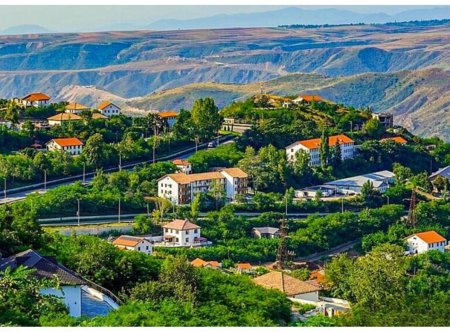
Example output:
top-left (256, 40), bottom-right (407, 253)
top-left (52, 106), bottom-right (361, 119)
top-left (97, 100), bottom-right (121, 110)
top-left (159, 111), bottom-right (178, 118)
top-left (253, 271), bottom-right (320, 296)
top-left (92, 113), bottom-right (107, 119)
top-left (49, 137), bottom-right (83, 147)
top-left (166, 172), bottom-right (225, 184)
top-left (22, 92), bottom-right (50, 101)
top-left (295, 134), bottom-right (354, 150)
top-left (47, 113), bottom-right (82, 121)
top-left (237, 262), bottom-right (252, 270)
top-left (297, 95), bottom-right (322, 102)
top-left (162, 219), bottom-right (200, 230)
top-left (410, 231), bottom-right (447, 244)
top-left (173, 159), bottom-right (191, 166)
top-left (113, 235), bottom-right (148, 247)
top-left (191, 258), bottom-right (207, 267)
top-left (206, 261), bottom-right (221, 268)
top-left (380, 136), bottom-right (407, 144)
top-left (66, 103), bottom-right (89, 110)
top-left (221, 167), bottom-right (248, 178)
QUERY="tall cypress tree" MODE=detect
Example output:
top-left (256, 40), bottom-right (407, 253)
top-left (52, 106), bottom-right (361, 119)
top-left (332, 139), bottom-right (342, 167)
top-left (320, 128), bottom-right (329, 168)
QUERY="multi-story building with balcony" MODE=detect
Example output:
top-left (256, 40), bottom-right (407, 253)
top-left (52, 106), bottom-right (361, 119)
top-left (157, 167), bottom-right (248, 205)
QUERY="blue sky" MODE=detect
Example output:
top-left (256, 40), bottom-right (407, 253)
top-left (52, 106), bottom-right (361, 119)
top-left (0, 5), bottom-right (446, 32)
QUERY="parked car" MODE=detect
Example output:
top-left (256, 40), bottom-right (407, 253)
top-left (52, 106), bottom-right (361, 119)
top-left (207, 141), bottom-right (217, 148)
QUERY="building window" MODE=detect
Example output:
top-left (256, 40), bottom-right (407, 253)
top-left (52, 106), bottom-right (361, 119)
top-left (186, 230), bottom-right (189, 235)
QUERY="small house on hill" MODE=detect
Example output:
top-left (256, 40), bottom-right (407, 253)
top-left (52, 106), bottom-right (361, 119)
top-left (406, 231), bottom-right (447, 254)
top-left (97, 101), bottom-right (121, 117)
top-left (252, 270), bottom-right (320, 301)
top-left (112, 235), bottom-right (153, 254)
top-left (21, 92), bottom-right (50, 107)
top-left (46, 137), bottom-right (83, 155)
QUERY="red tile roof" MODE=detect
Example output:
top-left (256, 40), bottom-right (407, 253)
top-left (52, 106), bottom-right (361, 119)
top-left (410, 231), bottom-right (446, 244)
top-left (236, 262), bottom-right (252, 270)
top-left (22, 93), bottom-right (50, 101)
top-left (113, 235), bottom-right (148, 247)
top-left (297, 95), bottom-right (322, 102)
top-left (380, 136), bottom-right (407, 144)
top-left (162, 219), bottom-right (200, 230)
top-left (49, 137), bottom-right (83, 147)
top-left (173, 159), bottom-right (191, 166)
top-left (159, 111), bottom-right (178, 118)
top-left (47, 113), bottom-right (82, 121)
top-left (295, 134), bottom-right (354, 150)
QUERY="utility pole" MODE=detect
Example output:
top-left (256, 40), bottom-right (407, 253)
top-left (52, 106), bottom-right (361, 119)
top-left (43, 170), bottom-right (47, 192)
top-left (77, 199), bottom-right (81, 226)
top-left (341, 196), bottom-right (344, 213)
top-left (119, 152), bottom-right (122, 171)
top-left (3, 178), bottom-right (6, 200)
top-left (407, 189), bottom-right (417, 228)
top-left (82, 162), bottom-right (86, 184)
top-left (118, 197), bottom-right (121, 223)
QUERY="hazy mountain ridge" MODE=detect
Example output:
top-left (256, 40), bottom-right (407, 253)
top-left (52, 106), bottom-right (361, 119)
top-left (0, 24), bottom-right (448, 99)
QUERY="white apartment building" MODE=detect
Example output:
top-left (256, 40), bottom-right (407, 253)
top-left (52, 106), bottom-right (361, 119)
top-left (46, 137), bottom-right (84, 155)
top-left (161, 219), bottom-right (203, 247)
top-left (112, 235), bottom-right (153, 254)
top-left (97, 101), bottom-right (121, 117)
top-left (157, 167), bottom-right (248, 205)
top-left (406, 231), bottom-right (447, 254)
top-left (286, 134), bottom-right (355, 166)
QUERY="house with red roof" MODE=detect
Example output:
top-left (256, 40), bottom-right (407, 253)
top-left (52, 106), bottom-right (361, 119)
top-left (21, 92), bottom-right (50, 107)
top-left (285, 134), bottom-right (355, 166)
top-left (158, 219), bottom-right (209, 247)
top-left (97, 101), bottom-right (121, 117)
top-left (172, 159), bottom-right (192, 174)
top-left (46, 137), bottom-right (84, 155)
top-left (112, 235), bottom-right (152, 254)
top-left (406, 231), bottom-right (447, 254)
top-left (293, 95), bottom-right (323, 104)
top-left (158, 111), bottom-right (178, 127)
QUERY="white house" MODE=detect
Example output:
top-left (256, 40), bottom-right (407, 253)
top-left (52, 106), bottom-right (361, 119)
top-left (160, 219), bottom-right (205, 247)
top-left (112, 235), bottom-right (153, 254)
top-left (406, 231), bottom-right (447, 254)
top-left (172, 159), bottom-right (192, 174)
top-left (97, 101), bottom-right (121, 117)
top-left (47, 113), bottom-right (82, 126)
top-left (157, 167), bottom-right (248, 205)
top-left (21, 93), bottom-right (50, 107)
top-left (159, 111), bottom-right (178, 128)
top-left (46, 137), bottom-right (84, 156)
top-left (65, 102), bottom-right (89, 115)
top-left (325, 170), bottom-right (395, 195)
top-left (252, 271), bottom-right (320, 301)
top-left (252, 227), bottom-right (280, 238)
top-left (0, 249), bottom-right (119, 317)
top-left (286, 134), bottom-right (355, 166)
top-left (293, 95), bottom-right (323, 105)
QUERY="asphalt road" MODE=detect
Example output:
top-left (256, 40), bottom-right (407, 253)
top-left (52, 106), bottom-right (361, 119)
top-left (0, 135), bottom-right (235, 205)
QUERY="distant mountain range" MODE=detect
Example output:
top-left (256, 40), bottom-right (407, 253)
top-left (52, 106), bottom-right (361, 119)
top-left (0, 21), bottom-right (448, 140)
top-left (1, 6), bottom-right (449, 34)
top-left (147, 6), bottom-right (450, 30)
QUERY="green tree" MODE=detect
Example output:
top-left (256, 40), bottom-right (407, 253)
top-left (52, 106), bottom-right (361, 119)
top-left (363, 118), bottom-right (384, 139)
top-left (191, 98), bottom-right (223, 145)
top-left (360, 181), bottom-right (383, 207)
top-left (82, 133), bottom-right (107, 169)
top-left (319, 128), bottom-right (330, 168)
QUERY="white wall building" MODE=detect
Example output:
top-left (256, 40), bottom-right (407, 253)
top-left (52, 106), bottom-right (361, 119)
top-left (47, 113), bottom-right (82, 126)
top-left (286, 134), bottom-right (355, 166)
top-left (0, 249), bottom-right (119, 318)
top-left (161, 219), bottom-right (203, 247)
top-left (97, 101), bottom-right (121, 117)
top-left (406, 231), bottom-right (447, 254)
top-left (21, 93), bottom-right (50, 107)
top-left (325, 170), bottom-right (395, 195)
top-left (112, 235), bottom-right (153, 254)
top-left (172, 159), bottom-right (192, 174)
top-left (157, 167), bottom-right (248, 205)
top-left (46, 137), bottom-right (84, 156)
